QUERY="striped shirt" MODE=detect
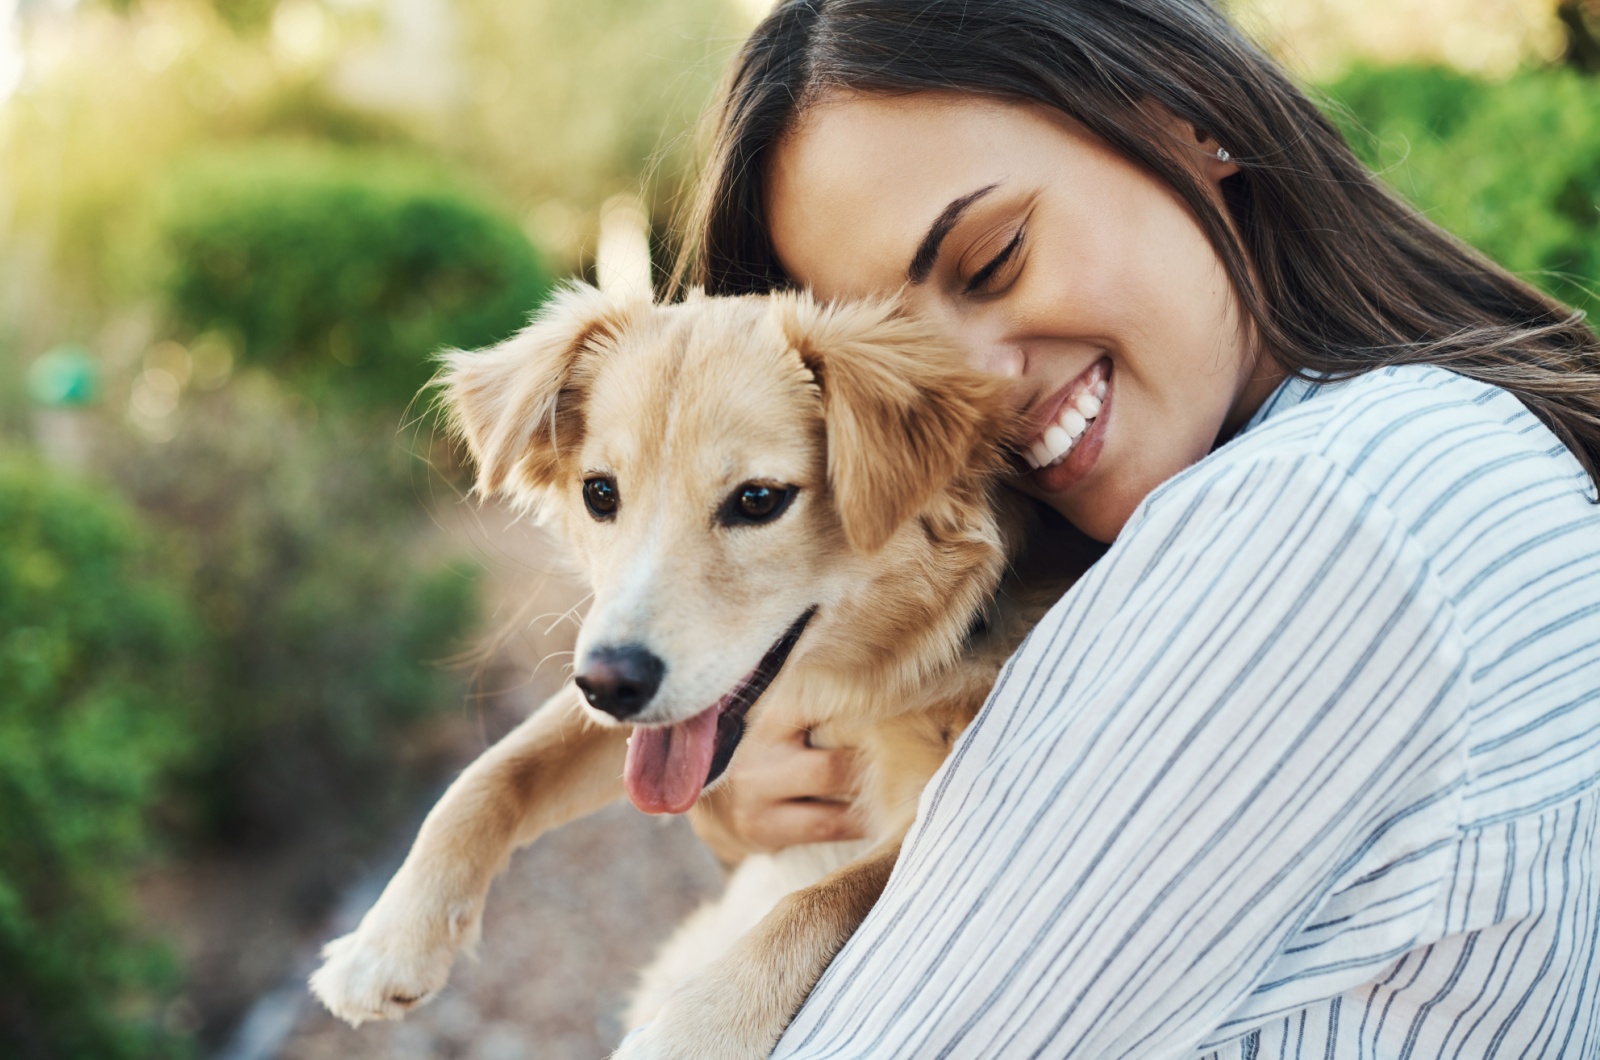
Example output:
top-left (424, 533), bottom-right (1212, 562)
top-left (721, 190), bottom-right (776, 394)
top-left (774, 364), bottom-right (1600, 1059)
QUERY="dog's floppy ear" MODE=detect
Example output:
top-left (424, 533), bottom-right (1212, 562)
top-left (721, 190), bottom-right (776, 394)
top-left (777, 292), bottom-right (1014, 553)
top-left (437, 283), bottom-right (636, 500)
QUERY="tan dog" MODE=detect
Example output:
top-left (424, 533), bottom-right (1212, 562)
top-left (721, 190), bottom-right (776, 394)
top-left (308, 285), bottom-right (1084, 1058)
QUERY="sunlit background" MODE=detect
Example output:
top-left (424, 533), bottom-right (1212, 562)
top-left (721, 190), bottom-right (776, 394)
top-left (1, 1), bottom-right (1596, 1058)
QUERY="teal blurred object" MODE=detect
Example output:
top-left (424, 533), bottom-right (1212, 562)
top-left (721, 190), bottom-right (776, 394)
top-left (26, 344), bottom-right (99, 408)
top-left (1324, 64), bottom-right (1600, 320)
top-left (148, 143), bottom-right (555, 410)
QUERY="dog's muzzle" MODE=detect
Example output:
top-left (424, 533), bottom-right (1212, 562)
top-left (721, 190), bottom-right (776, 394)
top-left (620, 607), bottom-right (817, 815)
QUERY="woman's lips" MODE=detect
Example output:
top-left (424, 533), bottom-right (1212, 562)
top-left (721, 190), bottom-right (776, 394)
top-left (1027, 358), bottom-right (1112, 494)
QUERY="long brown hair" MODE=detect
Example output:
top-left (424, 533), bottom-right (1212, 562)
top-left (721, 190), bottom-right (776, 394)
top-left (672, 0), bottom-right (1600, 493)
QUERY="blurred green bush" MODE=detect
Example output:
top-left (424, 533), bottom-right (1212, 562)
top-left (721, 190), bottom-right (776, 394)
top-left (107, 377), bottom-right (480, 847)
top-left (0, 454), bottom-right (200, 1060)
top-left (150, 143), bottom-right (553, 409)
top-left (1324, 64), bottom-right (1600, 317)
top-left (0, 378), bottom-right (482, 1055)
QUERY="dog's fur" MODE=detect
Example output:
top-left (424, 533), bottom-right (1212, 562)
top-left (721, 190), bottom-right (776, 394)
top-left (308, 286), bottom-right (1085, 1058)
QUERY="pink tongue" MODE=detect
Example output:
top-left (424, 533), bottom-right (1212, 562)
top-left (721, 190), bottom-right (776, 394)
top-left (624, 704), bottom-right (721, 815)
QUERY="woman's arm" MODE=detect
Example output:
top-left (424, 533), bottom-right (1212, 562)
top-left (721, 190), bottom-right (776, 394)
top-left (774, 453), bottom-right (1471, 1059)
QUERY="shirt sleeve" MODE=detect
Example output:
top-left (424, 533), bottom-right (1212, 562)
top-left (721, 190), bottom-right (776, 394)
top-left (773, 452), bottom-right (1473, 1059)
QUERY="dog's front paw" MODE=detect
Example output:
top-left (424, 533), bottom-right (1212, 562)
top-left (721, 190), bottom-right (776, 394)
top-left (308, 896), bottom-right (481, 1026)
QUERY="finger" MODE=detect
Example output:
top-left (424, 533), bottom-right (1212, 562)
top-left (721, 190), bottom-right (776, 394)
top-left (738, 742), bottom-right (860, 804)
top-left (778, 745), bottom-right (862, 802)
top-left (747, 799), bottom-right (867, 850)
top-left (742, 708), bottom-right (812, 752)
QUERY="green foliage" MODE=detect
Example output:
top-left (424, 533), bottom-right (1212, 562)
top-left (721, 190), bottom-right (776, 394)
top-left (151, 144), bottom-right (553, 409)
top-left (0, 373), bottom-right (482, 1059)
top-left (0, 454), bottom-right (200, 1060)
top-left (108, 377), bottom-right (480, 844)
top-left (1324, 63), bottom-right (1600, 316)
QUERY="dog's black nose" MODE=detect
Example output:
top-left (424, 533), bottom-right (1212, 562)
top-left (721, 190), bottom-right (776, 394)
top-left (574, 645), bottom-right (665, 720)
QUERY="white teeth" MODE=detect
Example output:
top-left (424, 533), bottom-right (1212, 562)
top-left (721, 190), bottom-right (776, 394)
top-left (1042, 425), bottom-right (1072, 462)
top-left (1025, 365), bottom-right (1110, 472)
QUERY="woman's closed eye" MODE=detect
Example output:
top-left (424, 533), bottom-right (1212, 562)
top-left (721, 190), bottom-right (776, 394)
top-left (963, 225), bottom-right (1026, 296)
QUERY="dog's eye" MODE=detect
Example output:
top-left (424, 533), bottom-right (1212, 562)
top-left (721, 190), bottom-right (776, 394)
top-left (583, 476), bottom-right (619, 520)
top-left (720, 483), bottom-right (795, 527)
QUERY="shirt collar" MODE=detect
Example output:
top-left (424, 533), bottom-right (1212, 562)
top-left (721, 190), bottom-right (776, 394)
top-left (1239, 372), bottom-right (1325, 436)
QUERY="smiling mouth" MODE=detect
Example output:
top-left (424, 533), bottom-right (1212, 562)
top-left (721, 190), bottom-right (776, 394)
top-left (623, 606), bottom-right (817, 815)
top-left (1022, 358), bottom-right (1109, 471)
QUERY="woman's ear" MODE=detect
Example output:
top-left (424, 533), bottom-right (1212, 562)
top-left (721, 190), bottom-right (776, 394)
top-left (436, 282), bottom-right (637, 500)
top-left (1138, 100), bottom-right (1240, 183)
top-left (777, 292), bottom-right (1015, 553)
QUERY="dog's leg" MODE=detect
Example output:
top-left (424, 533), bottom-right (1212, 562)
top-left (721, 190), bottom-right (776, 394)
top-left (310, 685), bottom-right (627, 1025)
top-left (616, 839), bottom-right (901, 1060)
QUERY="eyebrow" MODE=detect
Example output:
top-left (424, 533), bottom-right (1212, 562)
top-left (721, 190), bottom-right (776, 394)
top-left (906, 183), bottom-right (1002, 285)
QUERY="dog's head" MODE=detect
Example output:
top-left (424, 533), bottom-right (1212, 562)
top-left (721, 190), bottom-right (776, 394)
top-left (439, 284), bottom-right (1012, 813)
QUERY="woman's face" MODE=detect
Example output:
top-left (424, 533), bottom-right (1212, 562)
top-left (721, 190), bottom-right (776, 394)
top-left (766, 92), bottom-right (1282, 542)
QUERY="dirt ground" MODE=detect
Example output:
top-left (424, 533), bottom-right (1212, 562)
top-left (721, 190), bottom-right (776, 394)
top-left (276, 803), bottom-right (724, 1060)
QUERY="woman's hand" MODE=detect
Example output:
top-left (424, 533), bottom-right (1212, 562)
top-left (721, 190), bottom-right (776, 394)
top-left (688, 710), bottom-right (865, 866)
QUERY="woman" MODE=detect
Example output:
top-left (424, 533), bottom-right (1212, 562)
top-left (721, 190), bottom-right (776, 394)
top-left (679, 1), bottom-right (1600, 1056)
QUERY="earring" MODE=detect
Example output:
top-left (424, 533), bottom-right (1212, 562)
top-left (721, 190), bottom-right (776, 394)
top-left (1215, 147), bottom-right (1232, 163)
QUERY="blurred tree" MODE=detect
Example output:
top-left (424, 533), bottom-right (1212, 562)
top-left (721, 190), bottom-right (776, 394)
top-left (1559, 0), bottom-right (1600, 72)
top-left (450, 0), bottom-right (750, 265)
top-left (0, 454), bottom-right (201, 1060)
top-left (209, 0), bottom-right (278, 34)
top-left (0, 3), bottom-right (280, 325)
top-left (89, 0), bottom-right (321, 43)
top-left (1327, 64), bottom-right (1600, 320)
top-left (1233, 0), bottom-right (1564, 78)
top-left (149, 143), bottom-right (552, 409)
